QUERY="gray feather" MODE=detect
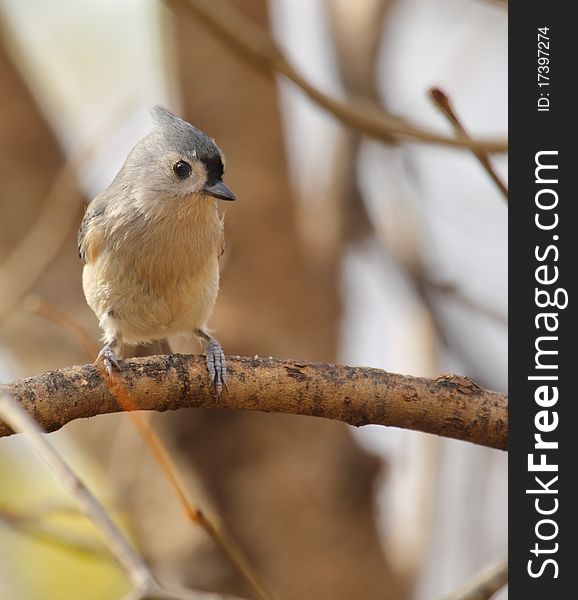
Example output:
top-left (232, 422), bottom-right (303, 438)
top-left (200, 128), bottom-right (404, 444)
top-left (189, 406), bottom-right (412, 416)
top-left (77, 194), bottom-right (107, 262)
top-left (150, 105), bottom-right (221, 162)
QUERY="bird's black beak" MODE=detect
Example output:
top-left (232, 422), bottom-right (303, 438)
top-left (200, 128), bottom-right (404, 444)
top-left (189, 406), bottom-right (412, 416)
top-left (203, 180), bottom-right (236, 201)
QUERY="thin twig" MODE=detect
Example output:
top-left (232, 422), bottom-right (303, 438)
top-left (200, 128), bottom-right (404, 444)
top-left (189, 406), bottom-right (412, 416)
top-left (425, 279), bottom-right (507, 326)
top-left (171, 0), bottom-right (507, 153)
top-left (0, 100), bottom-right (135, 323)
top-left (195, 510), bottom-right (273, 600)
top-left (17, 304), bottom-right (275, 599)
top-left (0, 506), bottom-right (110, 559)
top-left (0, 356), bottom-right (508, 449)
top-left (439, 558), bottom-right (508, 600)
top-left (0, 395), bottom-right (228, 600)
top-left (121, 585), bottom-right (244, 600)
top-left (429, 88), bottom-right (508, 201)
top-left (0, 491), bottom-right (244, 600)
top-left (105, 375), bottom-right (278, 600)
top-left (0, 392), bottom-right (158, 594)
top-left (23, 295), bottom-right (99, 359)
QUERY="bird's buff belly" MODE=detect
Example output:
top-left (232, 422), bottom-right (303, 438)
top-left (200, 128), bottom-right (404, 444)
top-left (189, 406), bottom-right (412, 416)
top-left (83, 263), bottom-right (218, 344)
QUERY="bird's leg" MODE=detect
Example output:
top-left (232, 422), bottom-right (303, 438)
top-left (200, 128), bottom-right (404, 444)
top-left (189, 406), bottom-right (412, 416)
top-left (194, 328), bottom-right (227, 397)
top-left (96, 337), bottom-right (122, 379)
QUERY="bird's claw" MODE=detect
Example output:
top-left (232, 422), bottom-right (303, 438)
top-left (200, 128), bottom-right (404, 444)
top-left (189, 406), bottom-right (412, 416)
top-left (205, 338), bottom-right (227, 398)
top-left (96, 345), bottom-right (121, 379)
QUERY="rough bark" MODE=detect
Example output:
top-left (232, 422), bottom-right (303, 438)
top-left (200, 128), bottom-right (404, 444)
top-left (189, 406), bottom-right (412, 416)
top-left (0, 356), bottom-right (508, 450)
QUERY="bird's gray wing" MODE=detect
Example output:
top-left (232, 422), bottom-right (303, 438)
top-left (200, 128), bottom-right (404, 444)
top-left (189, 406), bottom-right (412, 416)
top-left (78, 194), bottom-right (108, 263)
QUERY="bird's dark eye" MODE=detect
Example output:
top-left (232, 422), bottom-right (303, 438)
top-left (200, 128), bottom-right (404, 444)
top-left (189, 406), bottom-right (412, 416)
top-left (173, 160), bottom-right (192, 180)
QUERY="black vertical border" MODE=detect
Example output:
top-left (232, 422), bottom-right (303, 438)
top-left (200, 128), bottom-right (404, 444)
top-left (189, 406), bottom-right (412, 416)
top-left (509, 3), bottom-right (575, 596)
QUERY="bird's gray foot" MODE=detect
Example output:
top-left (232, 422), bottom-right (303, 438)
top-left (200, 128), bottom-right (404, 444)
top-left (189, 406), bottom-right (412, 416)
top-left (205, 338), bottom-right (227, 397)
top-left (96, 342), bottom-right (121, 379)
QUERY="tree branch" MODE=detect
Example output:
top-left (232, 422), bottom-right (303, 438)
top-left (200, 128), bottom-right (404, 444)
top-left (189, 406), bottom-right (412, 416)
top-left (0, 392), bottom-right (247, 600)
top-left (429, 87), bottom-right (508, 201)
top-left (172, 0), bottom-right (507, 153)
top-left (0, 392), bottom-right (158, 594)
top-left (440, 558), bottom-right (508, 600)
top-left (0, 355), bottom-right (507, 450)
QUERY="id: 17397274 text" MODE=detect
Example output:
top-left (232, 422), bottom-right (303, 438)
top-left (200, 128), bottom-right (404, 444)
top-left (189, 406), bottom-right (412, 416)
top-left (537, 27), bottom-right (550, 112)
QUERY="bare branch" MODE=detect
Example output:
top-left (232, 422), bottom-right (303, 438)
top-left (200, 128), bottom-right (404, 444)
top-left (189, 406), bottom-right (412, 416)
top-left (429, 87), bottom-right (508, 201)
top-left (439, 558), bottom-right (508, 600)
top-left (172, 0), bottom-right (507, 153)
top-left (0, 505), bottom-right (111, 559)
top-left (20, 306), bottom-right (275, 599)
top-left (0, 355), bottom-right (507, 450)
top-left (23, 295), bottom-right (99, 359)
top-left (121, 585), bottom-right (245, 600)
top-left (110, 379), bottom-right (276, 600)
top-left (0, 392), bottom-right (158, 593)
top-left (0, 392), bottom-right (242, 600)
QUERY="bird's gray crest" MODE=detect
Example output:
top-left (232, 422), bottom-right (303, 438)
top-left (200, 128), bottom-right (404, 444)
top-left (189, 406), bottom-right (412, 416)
top-left (150, 105), bottom-right (220, 161)
top-left (150, 105), bottom-right (182, 129)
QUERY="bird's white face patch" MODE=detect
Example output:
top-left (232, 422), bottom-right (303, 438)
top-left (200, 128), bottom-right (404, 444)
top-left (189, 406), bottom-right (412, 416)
top-left (158, 150), bottom-right (208, 197)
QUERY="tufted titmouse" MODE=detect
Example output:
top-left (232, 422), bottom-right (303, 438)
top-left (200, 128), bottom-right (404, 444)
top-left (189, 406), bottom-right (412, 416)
top-left (78, 106), bottom-right (235, 394)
